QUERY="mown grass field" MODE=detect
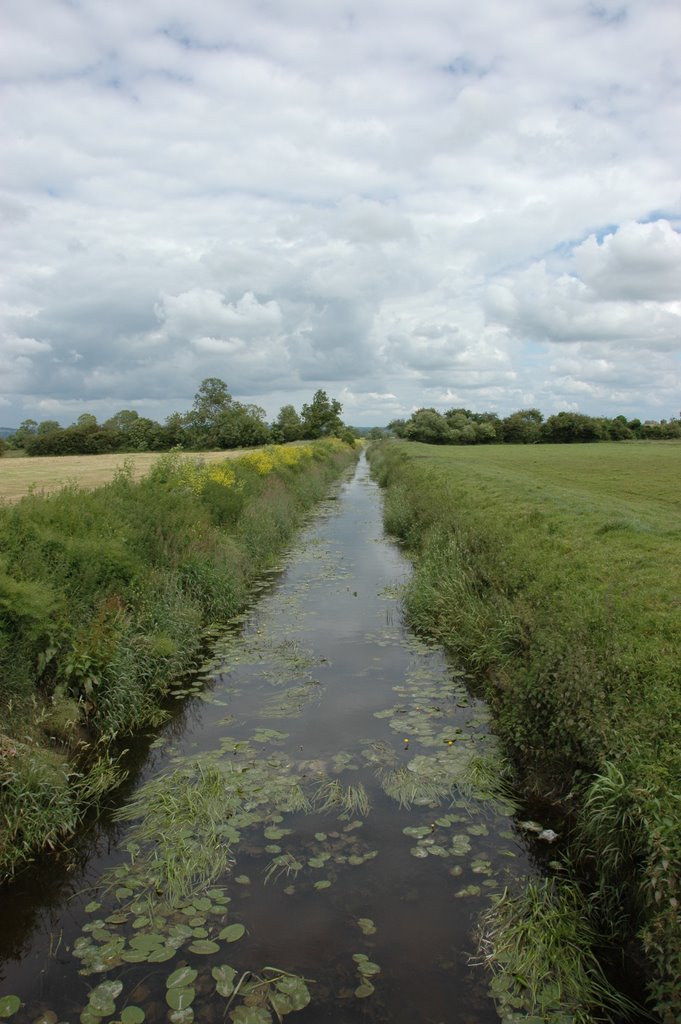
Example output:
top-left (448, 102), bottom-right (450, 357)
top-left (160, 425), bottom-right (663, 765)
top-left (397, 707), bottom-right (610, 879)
top-left (369, 440), bottom-right (681, 1022)
top-left (0, 449), bottom-right (249, 503)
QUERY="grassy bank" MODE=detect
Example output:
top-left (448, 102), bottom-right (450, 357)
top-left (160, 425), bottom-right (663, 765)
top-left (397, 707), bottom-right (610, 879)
top-left (368, 440), bottom-right (680, 1023)
top-left (0, 440), bottom-right (357, 881)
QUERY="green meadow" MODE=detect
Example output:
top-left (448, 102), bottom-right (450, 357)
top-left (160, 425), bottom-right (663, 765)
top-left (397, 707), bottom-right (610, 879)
top-left (369, 440), bottom-right (681, 1023)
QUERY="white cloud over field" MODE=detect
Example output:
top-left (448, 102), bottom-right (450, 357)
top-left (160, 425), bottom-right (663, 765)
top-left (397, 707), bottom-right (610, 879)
top-left (1, 0), bottom-right (680, 426)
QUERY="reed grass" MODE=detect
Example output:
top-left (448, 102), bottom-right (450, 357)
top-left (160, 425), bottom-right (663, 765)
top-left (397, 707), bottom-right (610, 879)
top-left (476, 878), bottom-right (641, 1023)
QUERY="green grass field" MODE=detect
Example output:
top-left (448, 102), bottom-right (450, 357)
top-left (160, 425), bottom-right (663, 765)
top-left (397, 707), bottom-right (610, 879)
top-left (369, 440), bottom-right (681, 1022)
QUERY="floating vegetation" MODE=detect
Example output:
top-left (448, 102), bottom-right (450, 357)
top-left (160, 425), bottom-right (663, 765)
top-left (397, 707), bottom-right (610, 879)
top-left (379, 765), bottom-right (451, 808)
top-left (352, 954), bottom-right (381, 999)
top-left (221, 966), bottom-right (312, 1022)
top-left (259, 681), bottom-right (323, 718)
top-left (111, 760), bottom-right (239, 905)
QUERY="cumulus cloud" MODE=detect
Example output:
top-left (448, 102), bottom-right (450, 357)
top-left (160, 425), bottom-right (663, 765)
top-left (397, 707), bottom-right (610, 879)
top-left (0, 0), bottom-right (680, 425)
top-left (574, 220), bottom-right (681, 301)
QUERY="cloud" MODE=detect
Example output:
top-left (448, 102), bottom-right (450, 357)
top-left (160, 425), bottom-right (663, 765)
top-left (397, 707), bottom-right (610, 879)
top-left (574, 220), bottom-right (681, 301)
top-left (0, 0), bottom-right (680, 426)
top-left (486, 222), bottom-right (681, 351)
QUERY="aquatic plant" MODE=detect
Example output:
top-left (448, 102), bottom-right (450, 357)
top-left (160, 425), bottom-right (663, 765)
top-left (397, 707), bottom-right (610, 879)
top-left (112, 760), bottom-right (240, 905)
top-left (314, 779), bottom-right (371, 819)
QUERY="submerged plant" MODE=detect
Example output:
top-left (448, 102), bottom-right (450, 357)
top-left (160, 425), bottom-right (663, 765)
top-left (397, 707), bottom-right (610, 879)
top-left (264, 853), bottom-right (304, 885)
top-left (314, 779), bottom-right (370, 819)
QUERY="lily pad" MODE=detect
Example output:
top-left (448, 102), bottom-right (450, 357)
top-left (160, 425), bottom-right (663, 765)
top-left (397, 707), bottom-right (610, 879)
top-left (167, 967), bottom-right (198, 989)
top-left (357, 961), bottom-right (381, 977)
top-left (212, 964), bottom-right (237, 997)
top-left (229, 1008), bottom-right (271, 1024)
top-left (121, 949), bottom-right (149, 964)
top-left (357, 918), bottom-right (376, 935)
top-left (147, 946), bottom-right (176, 963)
top-left (313, 879), bottom-right (332, 890)
top-left (219, 923), bottom-right (245, 942)
top-left (166, 987), bottom-right (195, 1011)
top-left (270, 975), bottom-right (311, 1014)
top-left (354, 982), bottom-right (375, 998)
top-left (168, 1010), bottom-right (194, 1024)
top-left (120, 1009), bottom-right (145, 1024)
top-left (0, 997), bottom-right (20, 1019)
top-left (188, 939), bottom-right (220, 955)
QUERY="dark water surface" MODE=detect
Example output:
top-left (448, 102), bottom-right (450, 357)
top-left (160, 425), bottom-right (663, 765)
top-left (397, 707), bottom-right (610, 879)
top-left (1, 455), bottom-right (537, 1023)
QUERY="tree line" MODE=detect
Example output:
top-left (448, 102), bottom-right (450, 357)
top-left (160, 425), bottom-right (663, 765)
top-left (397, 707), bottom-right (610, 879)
top-left (388, 407), bottom-right (681, 445)
top-left (1, 379), bottom-right (355, 456)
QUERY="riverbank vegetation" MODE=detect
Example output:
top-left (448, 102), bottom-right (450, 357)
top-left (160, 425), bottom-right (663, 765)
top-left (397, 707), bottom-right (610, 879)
top-left (0, 439), bottom-right (357, 882)
top-left (368, 440), bottom-right (681, 1023)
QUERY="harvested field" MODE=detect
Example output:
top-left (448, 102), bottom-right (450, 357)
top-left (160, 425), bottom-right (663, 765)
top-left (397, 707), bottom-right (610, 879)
top-left (0, 449), bottom-right (250, 502)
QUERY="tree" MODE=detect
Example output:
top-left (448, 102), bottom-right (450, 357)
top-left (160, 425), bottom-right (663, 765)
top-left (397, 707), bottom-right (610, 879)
top-left (9, 419), bottom-right (38, 448)
top-left (75, 413), bottom-right (98, 430)
top-left (605, 416), bottom-right (634, 441)
top-left (501, 408), bottom-right (543, 444)
top-left (404, 409), bottom-right (453, 444)
top-left (187, 378), bottom-right (233, 447)
top-left (192, 378), bottom-right (232, 423)
top-left (301, 390), bottom-right (344, 439)
top-left (161, 412), bottom-right (187, 448)
top-left (103, 409), bottom-right (140, 433)
top-left (215, 403), bottom-right (270, 448)
top-left (541, 412), bottom-right (605, 443)
top-left (272, 404), bottom-right (303, 443)
top-left (387, 419), bottom-right (408, 438)
top-left (36, 419), bottom-right (61, 435)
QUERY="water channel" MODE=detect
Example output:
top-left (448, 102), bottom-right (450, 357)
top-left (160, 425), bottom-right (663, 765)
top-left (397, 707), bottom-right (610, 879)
top-left (1, 454), bottom-right (540, 1023)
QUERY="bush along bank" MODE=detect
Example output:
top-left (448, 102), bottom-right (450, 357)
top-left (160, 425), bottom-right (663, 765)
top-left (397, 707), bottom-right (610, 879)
top-left (0, 439), bottom-right (358, 882)
top-left (368, 441), bottom-right (680, 1024)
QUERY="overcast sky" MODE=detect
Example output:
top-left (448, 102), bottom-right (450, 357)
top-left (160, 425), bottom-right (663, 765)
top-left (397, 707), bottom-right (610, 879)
top-left (1, 0), bottom-right (680, 428)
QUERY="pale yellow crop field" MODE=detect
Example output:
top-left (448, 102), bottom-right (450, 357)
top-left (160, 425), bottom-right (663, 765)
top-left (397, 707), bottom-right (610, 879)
top-left (0, 449), bottom-right (249, 503)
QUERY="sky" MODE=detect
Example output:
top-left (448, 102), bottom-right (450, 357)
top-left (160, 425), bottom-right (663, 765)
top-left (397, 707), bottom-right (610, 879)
top-left (1, 0), bottom-right (680, 429)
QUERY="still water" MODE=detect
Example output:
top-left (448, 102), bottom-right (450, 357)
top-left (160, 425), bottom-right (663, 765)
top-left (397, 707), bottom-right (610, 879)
top-left (1, 455), bottom-right (536, 1023)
